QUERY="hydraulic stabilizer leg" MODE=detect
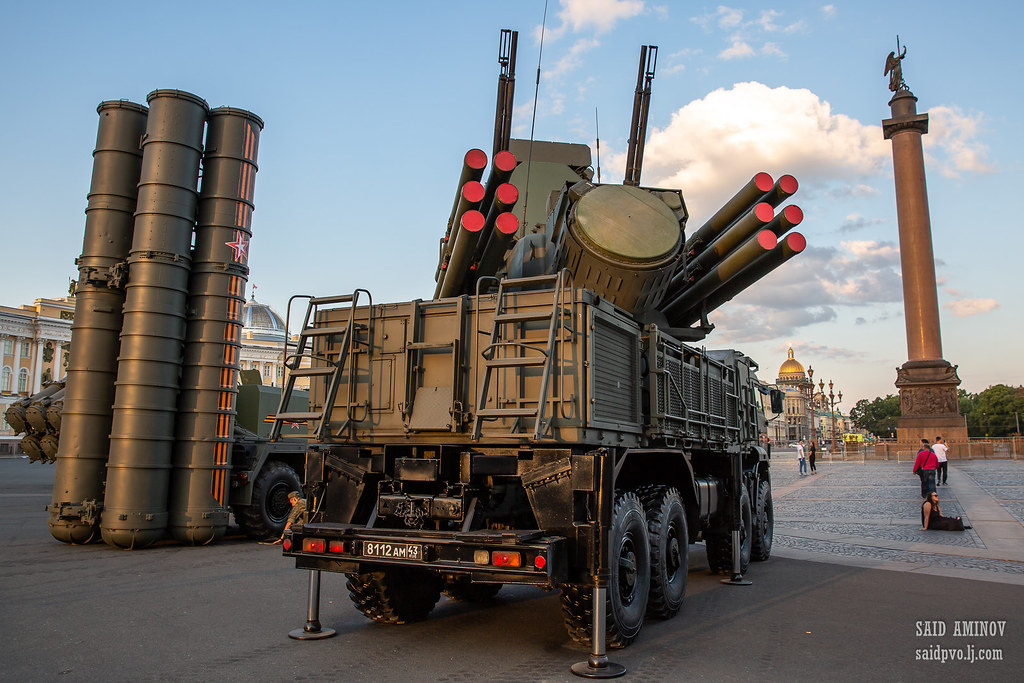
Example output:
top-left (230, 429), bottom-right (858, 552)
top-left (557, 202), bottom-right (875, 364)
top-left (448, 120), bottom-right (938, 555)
top-left (571, 580), bottom-right (626, 678)
top-left (572, 448), bottom-right (625, 678)
top-left (289, 569), bottom-right (336, 640)
top-left (722, 450), bottom-right (752, 586)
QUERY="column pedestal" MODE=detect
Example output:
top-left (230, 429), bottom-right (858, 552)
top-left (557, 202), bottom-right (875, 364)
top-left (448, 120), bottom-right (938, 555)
top-left (895, 359), bottom-right (968, 442)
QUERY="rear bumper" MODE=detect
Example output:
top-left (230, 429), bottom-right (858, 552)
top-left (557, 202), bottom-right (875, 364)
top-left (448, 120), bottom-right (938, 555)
top-left (284, 523), bottom-right (568, 585)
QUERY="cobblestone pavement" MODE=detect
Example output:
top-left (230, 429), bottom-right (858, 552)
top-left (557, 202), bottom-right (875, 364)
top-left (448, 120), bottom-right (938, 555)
top-left (769, 457), bottom-right (1024, 584)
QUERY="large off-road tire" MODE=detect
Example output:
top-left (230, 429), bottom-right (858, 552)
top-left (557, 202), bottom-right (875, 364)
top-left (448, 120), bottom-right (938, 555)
top-left (640, 486), bottom-right (688, 618)
top-left (560, 492), bottom-right (651, 648)
top-left (234, 460), bottom-right (301, 539)
top-left (346, 566), bottom-right (443, 624)
top-left (705, 488), bottom-right (752, 574)
top-left (443, 576), bottom-right (502, 602)
top-left (752, 478), bottom-right (774, 562)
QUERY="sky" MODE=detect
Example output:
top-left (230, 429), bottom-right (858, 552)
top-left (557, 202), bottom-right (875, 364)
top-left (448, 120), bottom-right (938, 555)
top-left (1, 0), bottom-right (1021, 407)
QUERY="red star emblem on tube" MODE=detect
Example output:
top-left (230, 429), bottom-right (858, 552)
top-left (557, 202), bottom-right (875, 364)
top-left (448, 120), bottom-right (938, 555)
top-left (226, 231), bottom-right (249, 262)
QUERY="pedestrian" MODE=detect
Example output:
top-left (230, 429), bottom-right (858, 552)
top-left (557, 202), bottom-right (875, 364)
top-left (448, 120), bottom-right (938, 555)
top-left (912, 439), bottom-right (938, 499)
top-left (270, 490), bottom-right (306, 544)
top-left (797, 439), bottom-right (807, 475)
top-left (920, 491), bottom-right (970, 531)
top-left (932, 435), bottom-right (949, 485)
top-left (809, 439), bottom-right (817, 473)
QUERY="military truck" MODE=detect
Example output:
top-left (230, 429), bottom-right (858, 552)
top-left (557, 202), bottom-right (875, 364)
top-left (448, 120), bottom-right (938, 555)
top-left (280, 33), bottom-right (801, 648)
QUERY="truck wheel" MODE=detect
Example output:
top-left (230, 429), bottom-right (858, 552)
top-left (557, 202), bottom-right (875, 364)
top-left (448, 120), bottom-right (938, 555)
top-left (641, 486), bottom-right (688, 618)
top-left (560, 492), bottom-right (650, 648)
top-left (751, 479), bottom-right (774, 561)
top-left (234, 460), bottom-right (301, 539)
top-left (346, 566), bottom-right (443, 624)
top-left (705, 489), bottom-right (752, 574)
top-left (443, 576), bottom-right (502, 602)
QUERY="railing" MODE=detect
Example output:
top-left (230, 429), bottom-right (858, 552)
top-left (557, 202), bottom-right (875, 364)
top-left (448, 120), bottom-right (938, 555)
top-left (824, 437), bottom-right (1022, 462)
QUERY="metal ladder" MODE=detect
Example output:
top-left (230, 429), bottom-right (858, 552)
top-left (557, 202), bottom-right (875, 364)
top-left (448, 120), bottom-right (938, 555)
top-left (270, 290), bottom-right (372, 441)
top-left (472, 272), bottom-right (572, 441)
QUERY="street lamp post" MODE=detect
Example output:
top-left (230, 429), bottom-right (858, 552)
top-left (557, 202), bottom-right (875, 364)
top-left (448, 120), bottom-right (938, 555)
top-left (807, 365), bottom-right (814, 444)
top-left (819, 379), bottom-right (842, 456)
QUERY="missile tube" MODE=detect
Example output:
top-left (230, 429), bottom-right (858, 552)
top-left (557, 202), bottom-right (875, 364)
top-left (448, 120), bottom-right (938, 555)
top-left (674, 232), bottom-right (807, 327)
top-left (49, 100), bottom-right (148, 544)
top-left (169, 107), bottom-right (263, 545)
top-left (101, 89), bottom-right (209, 549)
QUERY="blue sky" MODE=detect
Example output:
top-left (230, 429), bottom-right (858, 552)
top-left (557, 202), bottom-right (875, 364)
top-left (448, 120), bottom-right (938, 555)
top-left (1, 0), bottom-right (1020, 405)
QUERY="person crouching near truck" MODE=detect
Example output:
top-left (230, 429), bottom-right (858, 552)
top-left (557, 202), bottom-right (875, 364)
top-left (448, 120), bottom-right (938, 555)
top-left (271, 491), bottom-right (306, 545)
top-left (912, 439), bottom-right (938, 499)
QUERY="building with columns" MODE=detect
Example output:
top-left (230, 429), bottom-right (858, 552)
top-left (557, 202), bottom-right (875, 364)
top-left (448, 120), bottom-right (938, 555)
top-left (1, 297), bottom-right (74, 435)
top-left (766, 347), bottom-right (814, 445)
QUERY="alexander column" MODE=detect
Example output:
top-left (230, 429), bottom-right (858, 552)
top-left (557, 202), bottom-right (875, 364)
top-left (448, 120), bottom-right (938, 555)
top-left (882, 42), bottom-right (968, 443)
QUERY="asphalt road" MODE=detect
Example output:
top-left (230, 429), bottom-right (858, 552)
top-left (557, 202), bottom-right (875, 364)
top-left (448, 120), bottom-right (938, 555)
top-left (1, 457), bottom-right (1020, 682)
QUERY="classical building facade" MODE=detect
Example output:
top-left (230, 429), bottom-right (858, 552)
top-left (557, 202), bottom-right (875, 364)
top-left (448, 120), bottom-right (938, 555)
top-left (1, 292), bottom-right (297, 440)
top-left (1, 297), bottom-right (74, 437)
top-left (768, 347), bottom-right (814, 444)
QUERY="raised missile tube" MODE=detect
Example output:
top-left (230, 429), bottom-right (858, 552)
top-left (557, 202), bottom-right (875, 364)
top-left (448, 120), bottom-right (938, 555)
top-left (434, 180), bottom-right (486, 296)
top-left (682, 202), bottom-right (774, 282)
top-left (471, 182), bottom-right (520, 280)
top-left (662, 229), bottom-right (778, 321)
top-left (436, 148), bottom-right (488, 282)
top-left (683, 172), bottom-right (773, 258)
top-left (49, 101), bottom-right (148, 544)
top-left (101, 89), bottom-right (209, 549)
top-left (169, 106), bottom-right (263, 545)
top-left (673, 232), bottom-right (807, 328)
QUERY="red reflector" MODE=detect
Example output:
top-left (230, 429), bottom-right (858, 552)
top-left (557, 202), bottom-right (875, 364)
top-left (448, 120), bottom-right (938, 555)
top-left (492, 551), bottom-right (521, 568)
top-left (534, 555), bottom-right (547, 569)
top-left (328, 540), bottom-right (345, 554)
top-left (282, 538), bottom-right (292, 551)
top-left (303, 538), bottom-right (325, 553)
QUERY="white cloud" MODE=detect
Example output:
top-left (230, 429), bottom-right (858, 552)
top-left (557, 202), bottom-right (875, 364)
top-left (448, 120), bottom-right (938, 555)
top-left (942, 298), bottom-right (1000, 317)
top-left (547, 37), bottom-right (601, 79)
top-left (544, 0), bottom-right (645, 41)
top-left (628, 82), bottom-right (889, 220)
top-left (925, 105), bottom-right (995, 177)
top-left (717, 6), bottom-right (745, 29)
top-left (719, 39), bottom-right (756, 60)
top-left (821, 5), bottom-right (837, 19)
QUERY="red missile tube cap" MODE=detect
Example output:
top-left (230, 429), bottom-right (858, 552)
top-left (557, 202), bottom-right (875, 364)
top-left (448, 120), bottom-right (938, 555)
top-left (465, 148), bottom-right (488, 171)
top-left (495, 212), bottom-right (519, 235)
top-left (462, 210), bottom-right (486, 232)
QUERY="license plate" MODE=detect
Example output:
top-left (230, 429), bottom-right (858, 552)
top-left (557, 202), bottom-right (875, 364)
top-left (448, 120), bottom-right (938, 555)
top-left (362, 541), bottom-right (423, 560)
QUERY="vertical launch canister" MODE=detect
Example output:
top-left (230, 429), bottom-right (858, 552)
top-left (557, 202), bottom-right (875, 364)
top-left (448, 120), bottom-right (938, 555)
top-left (101, 89), bottom-right (209, 549)
top-left (48, 100), bottom-right (148, 544)
top-left (169, 107), bottom-right (263, 544)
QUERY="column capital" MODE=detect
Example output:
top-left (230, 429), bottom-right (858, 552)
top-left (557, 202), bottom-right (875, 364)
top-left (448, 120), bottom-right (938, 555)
top-left (882, 113), bottom-right (929, 139)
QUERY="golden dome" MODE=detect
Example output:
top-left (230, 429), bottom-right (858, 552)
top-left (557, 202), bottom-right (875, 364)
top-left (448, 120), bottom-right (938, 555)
top-left (778, 347), bottom-right (805, 375)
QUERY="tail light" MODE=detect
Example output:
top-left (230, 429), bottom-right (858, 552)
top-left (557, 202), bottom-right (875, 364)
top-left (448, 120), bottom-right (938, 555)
top-left (328, 540), bottom-right (345, 554)
top-left (491, 551), bottom-right (521, 568)
top-left (303, 538), bottom-right (325, 553)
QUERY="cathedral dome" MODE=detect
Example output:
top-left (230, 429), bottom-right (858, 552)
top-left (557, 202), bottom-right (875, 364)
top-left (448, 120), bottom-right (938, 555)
top-left (241, 294), bottom-right (286, 342)
top-left (778, 347), bottom-right (805, 376)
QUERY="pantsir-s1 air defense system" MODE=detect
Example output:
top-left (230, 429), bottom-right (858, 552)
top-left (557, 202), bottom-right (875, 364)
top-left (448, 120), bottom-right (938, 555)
top-left (280, 31), bottom-right (800, 655)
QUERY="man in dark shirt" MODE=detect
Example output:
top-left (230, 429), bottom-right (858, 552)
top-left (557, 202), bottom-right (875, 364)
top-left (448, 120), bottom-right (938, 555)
top-left (912, 440), bottom-right (938, 499)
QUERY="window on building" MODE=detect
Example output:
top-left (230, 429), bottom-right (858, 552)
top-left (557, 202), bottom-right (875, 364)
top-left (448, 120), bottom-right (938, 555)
top-left (1, 367), bottom-right (10, 392)
top-left (18, 368), bottom-right (29, 393)
top-left (263, 364), bottom-right (271, 377)
top-left (2, 339), bottom-right (11, 356)
top-left (20, 341), bottom-right (30, 357)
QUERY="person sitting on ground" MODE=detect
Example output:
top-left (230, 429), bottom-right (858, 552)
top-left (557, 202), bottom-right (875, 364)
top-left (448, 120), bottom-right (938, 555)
top-left (920, 491), bottom-right (970, 531)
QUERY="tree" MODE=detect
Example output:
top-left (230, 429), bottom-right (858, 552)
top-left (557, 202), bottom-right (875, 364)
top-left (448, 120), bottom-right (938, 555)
top-left (850, 394), bottom-right (900, 437)
top-left (969, 385), bottom-right (1024, 437)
